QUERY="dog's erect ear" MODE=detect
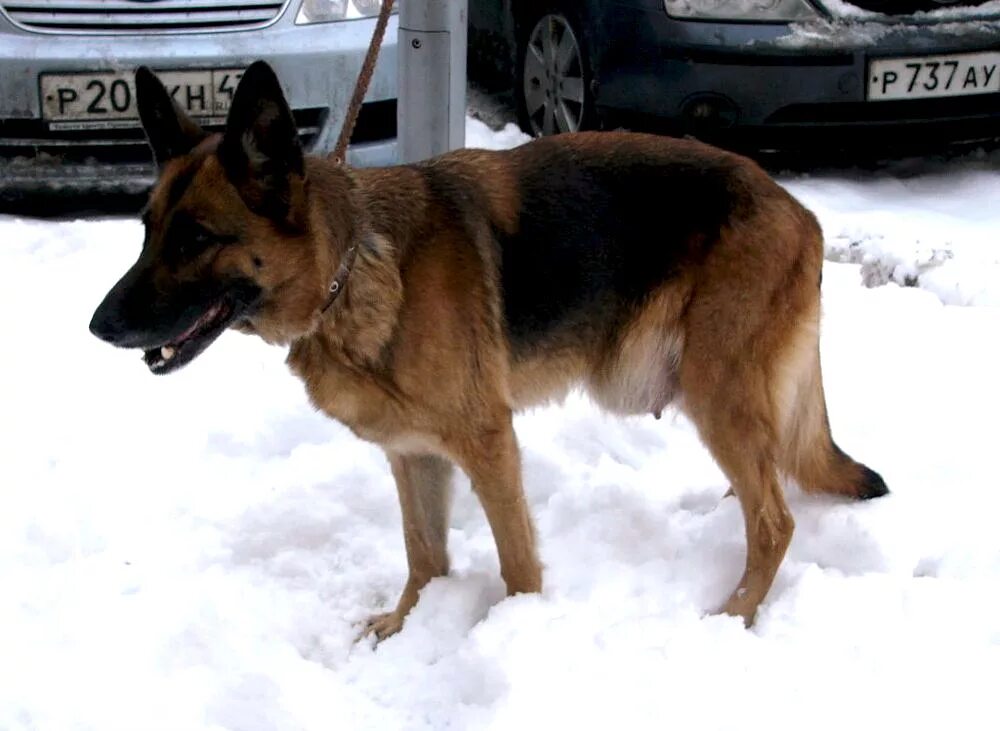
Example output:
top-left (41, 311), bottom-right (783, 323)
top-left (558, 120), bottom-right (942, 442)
top-left (135, 66), bottom-right (207, 167)
top-left (218, 61), bottom-right (305, 225)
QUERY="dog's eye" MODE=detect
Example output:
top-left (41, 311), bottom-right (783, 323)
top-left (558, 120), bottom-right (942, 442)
top-left (191, 223), bottom-right (215, 246)
top-left (176, 223), bottom-right (215, 258)
top-left (180, 220), bottom-right (231, 257)
top-left (189, 221), bottom-right (236, 248)
top-left (164, 213), bottom-right (235, 265)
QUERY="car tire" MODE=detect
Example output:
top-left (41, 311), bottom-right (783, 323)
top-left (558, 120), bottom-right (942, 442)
top-left (514, 7), bottom-right (597, 137)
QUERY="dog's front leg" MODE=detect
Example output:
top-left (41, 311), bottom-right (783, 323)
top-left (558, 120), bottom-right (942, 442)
top-left (364, 453), bottom-right (454, 641)
top-left (455, 414), bottom-right (543, 598)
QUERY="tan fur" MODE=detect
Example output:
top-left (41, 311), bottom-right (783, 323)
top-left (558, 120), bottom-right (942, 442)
top-left (508, 348), bottom-right (590, 409)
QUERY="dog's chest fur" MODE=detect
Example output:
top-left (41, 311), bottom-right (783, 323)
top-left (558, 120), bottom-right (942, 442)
top-left (286, 334), bottom-right (474, 457)
top-left (284, 220), bottom-right (501, 456)
top-left (287, 339), bottom-right (410, 445)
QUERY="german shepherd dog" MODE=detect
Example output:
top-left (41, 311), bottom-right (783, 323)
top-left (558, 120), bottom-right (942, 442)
top-left (90, 62), bottom-right (887, 638)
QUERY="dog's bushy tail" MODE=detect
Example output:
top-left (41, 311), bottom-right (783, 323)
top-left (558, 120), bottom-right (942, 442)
top-left (774, 322), bottom-right (888, 501)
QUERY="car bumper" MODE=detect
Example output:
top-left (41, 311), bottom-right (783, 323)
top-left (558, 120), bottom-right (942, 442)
top-left (0, 12), bottom-right (399, 194)
top-left (0, 139), bottom-right (397, 197)
top-left (597, 8), bottom-right (1000, 151)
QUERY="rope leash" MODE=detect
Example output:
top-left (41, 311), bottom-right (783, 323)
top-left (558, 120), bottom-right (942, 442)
top-left (330, 0), bottom-right (397, 166)
top-left (322, 0), bottom-right (395, 314)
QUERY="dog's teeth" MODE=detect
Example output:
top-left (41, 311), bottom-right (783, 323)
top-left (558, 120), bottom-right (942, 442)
top-left (161, 346), bottom-right (175, 360)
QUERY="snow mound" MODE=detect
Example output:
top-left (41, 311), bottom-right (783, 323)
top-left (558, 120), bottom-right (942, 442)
top-left (822, 0), bottom-right (1000, 21)
top-left (775, 2), bottom-right (1000, 48)
top-left (783, 167), bottom-right (1000, 306)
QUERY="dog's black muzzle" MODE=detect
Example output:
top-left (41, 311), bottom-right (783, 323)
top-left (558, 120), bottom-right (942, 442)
top-left (90, 256), bottom-right (261, 374)
top-left (90, 256), bottom-right (165, 349)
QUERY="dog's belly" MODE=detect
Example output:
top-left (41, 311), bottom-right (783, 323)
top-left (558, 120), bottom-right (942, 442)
top-left (508, 348), bottom-right (589, 410)
top-left (508, 330), bottom-right (684, 417)
top-left (587, 332), bottom-right (683, 417)
top-left (507, 267), bottom-right (689, 416)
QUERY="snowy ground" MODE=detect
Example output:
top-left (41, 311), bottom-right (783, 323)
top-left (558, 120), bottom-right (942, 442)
top-left (2, 121), bottom-right (999, 731)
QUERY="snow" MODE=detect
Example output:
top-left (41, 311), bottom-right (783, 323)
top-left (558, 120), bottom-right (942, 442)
top-left (775, 1), bottom-right (1000, 48)
top-left (822, 0), bottom-right (1000, 22)
top-left (466, 117), bottom-right (530, 151)
top-left (784, 160), bottom-right (1000, 306)
top-left (2, 120), bottom-right (1000, 731)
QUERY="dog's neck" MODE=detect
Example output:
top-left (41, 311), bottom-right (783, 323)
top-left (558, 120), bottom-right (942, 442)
top-left (303, 160), bottom-right (404, 367)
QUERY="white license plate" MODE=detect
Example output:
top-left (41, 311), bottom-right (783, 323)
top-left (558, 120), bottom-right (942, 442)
top-left (40, 68), bottom-right (244, 127)
top-left (868, 52), bottom-right (1000, 101)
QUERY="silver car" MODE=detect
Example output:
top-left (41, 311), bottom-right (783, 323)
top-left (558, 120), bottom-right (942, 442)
top-left (0, 0), bottom-right (398, 196)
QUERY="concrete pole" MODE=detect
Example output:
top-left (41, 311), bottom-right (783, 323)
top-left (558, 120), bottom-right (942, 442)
top-left (397, 0), bottom-right (467, 164)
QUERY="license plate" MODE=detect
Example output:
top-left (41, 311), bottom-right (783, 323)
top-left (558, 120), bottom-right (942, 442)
top-left (40, 68), bottom-right (244, 127)
top-left (868, 52), bottom-right (1000, 101)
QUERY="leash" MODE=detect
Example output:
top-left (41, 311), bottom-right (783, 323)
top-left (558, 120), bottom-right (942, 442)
top-left (322, 0), bottom-right (395, 314)
top-left (329, 0), bottom-right (396, 166)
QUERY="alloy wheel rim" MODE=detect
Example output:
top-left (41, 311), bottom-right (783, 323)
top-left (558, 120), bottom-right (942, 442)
top-left (523, 14), bottom-right (585, 136)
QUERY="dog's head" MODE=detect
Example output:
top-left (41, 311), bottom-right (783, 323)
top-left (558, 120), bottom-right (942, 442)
top-left (89, 61), bottom-right (341, 374)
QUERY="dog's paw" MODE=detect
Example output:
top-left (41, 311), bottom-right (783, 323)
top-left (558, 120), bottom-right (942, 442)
top-left (359, 611), bottom-right (406, 643)
top-left (719, 589), bottom-right (758, 628)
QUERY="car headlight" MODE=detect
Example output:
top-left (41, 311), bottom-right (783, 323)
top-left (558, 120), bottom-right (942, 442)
top-left (664, 0), bottom-right (819, 22)
top-left (295, 0), bottom-right (397, 25)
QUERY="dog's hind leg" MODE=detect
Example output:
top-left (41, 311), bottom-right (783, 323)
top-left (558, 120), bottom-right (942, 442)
top-left (678, 240), bottom-right (798, 627)
top-left (364, 453), bottom-right (454, 641)
top-left (682, 355), bottom-right (795, 627)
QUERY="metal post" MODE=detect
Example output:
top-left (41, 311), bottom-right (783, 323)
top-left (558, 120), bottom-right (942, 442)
top-left (397, 0), bottom-right (467, 163)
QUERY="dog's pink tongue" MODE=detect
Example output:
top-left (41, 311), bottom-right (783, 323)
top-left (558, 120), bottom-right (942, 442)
top-left (173, 303), bottom-right (221, 345)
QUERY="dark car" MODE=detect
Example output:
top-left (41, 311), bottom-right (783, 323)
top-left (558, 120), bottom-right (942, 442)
top-left (468, 0), bottom-right (1000, 154)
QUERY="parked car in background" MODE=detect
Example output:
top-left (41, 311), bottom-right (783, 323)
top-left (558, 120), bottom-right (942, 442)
top-left (468, 0), bottom-right (1000, 154)
top-left (0, 0), bottom-right (398, 198)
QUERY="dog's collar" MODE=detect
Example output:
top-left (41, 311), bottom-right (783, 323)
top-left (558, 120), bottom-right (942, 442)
top-left (321, 243), bottom-right (358, 315)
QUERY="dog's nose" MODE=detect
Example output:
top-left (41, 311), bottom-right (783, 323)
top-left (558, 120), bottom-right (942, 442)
top-left (89, 304), bottom-right (126, 344)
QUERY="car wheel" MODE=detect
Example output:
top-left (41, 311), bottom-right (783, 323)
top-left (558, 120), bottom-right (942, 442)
top-left (515, 10), bottom-right (595, 137)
